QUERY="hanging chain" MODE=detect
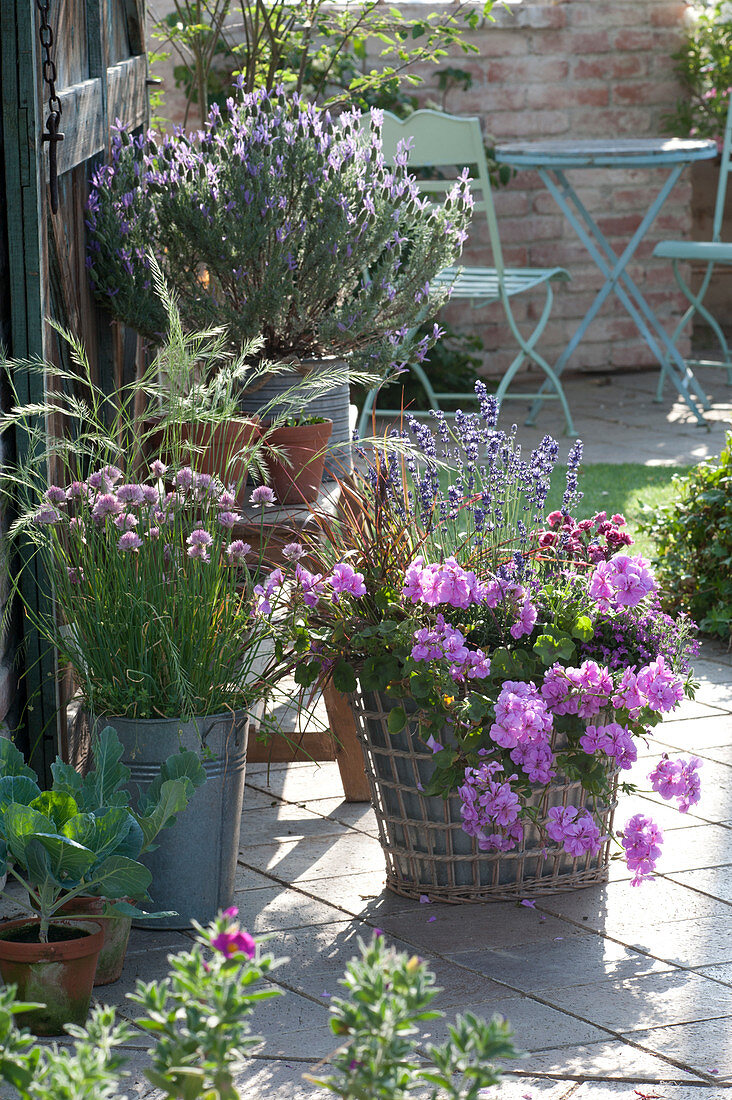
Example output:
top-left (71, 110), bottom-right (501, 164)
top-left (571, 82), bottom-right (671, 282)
top-left (35, 0), bottom-right (64, 214)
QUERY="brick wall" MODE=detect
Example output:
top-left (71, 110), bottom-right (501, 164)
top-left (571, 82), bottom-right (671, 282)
top-left (148, 0), bottom-right (695, 379)
top-left (403, 0), bottom-right (694, 378)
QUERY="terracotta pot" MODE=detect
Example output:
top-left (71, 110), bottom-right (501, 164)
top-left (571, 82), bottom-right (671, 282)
top-left (0, 918), bottom-right (104, 1035)
top-left (54, 897), bottom-right (132, 986)
top-left (179, 419), bottom-right (261, 501)
top-left (143, 417), bottom-right (261, 503)
top-left (263, 418), bottom-right (333, 504)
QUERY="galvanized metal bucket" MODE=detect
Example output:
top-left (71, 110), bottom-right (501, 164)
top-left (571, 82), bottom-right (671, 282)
top-left (92, 711), bottom-right (249, 929)
top-left (238, 363), bottom-right (353, 478)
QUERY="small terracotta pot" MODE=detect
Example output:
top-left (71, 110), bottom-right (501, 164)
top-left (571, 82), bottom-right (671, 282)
top-left (263, 419), bottom-right (333, 504)
top-left (0, 918), bottom-right (104, 1035)
top-left (55, 897), bottom-right (132, 986)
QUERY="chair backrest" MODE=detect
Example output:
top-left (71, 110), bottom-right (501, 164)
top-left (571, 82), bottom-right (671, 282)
top-left (713, 94), bottom-right (732, 241)
top-left (376, 109), bottom-right (505, 275)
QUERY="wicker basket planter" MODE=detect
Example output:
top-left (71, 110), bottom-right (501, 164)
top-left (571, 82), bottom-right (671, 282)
top-left (349, 689), bottom-right (618, 903)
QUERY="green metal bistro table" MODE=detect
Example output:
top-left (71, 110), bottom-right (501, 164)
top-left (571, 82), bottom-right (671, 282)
top-left (494, 138), bottom-right (718, 426)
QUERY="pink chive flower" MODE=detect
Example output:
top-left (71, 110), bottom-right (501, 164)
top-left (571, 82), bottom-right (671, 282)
top-left (226, 540), bottom-right (251, 565)
top-left (150, 459), bottom-right (167, 478)
top-left (218, 510), bottom-right (242, 529)
top-left (88, 465), bottom-right (122, 490)
top-left (118, 531), bottom-right (143, 552)
top-left (186, 528), bottom-right (213, 561)
top-left (141, 485), bottom-right (159, 505)
top-left (211, 927), bottom-right (256, 960)
top-left (282, 542), bottom-right (305, 561)
top-left (35, 504), bottom-right (62, 525)
top-left (621, 814), bottom-right (663, 885)
top-left (116, 483), bottom-right (146, 505)
top-left (218, 489), bottom-right (237, 509)
top-left (329, 562), bottom-right (367, 600)
top-left (173, 467), bottom-right (194, 491)
top-left (649, 755), bottom-right (702, 813)
top-left (114, 512), bottom-right (139, 532)
top-left (45, 485), bottom-right (67, 505)
top-left (66, 481), bottom-right (87, 500)
top-left (66, 566), bottom-right (84, 584)
top-left (250, 485), bottom-right (276, 506)
top-left (91, 493), bottom-right (123, 522)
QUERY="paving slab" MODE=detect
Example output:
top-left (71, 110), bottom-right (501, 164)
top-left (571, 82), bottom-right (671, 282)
top-left (541, 969), bottom-right (732, 1034)
top-left (515, 1038), bottom-right (706, 1083)
top-left (623, 1015), bottom-right (732, 1081)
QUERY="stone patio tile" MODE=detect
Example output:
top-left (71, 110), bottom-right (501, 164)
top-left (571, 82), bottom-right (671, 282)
top-left (570, 1082), bottom-right (723, 1098)
top-left (234, 1060), bottom-right (333, 1100)
top-left (478, 1081), bottom-right (576, 1100)
top-left (536, 875), bottom-right (732, 931)
top-left (605, 824), bottom-right (732, 879)
top-left (418, 993), bottom-right (608, 1052)
top-left (656, 711), bottom-right (732, 746)
top-left (294, 796), bottom-right (380, 837)
top-left (624, 1016), bottom-right (732, 1080)
top-left (242, 785), bottom-right (286, 810)
top-left (664, 865), bottom-right (732, 905)
top-left (239, 832), bottom-right (385, 884)
top-left (696, 743), bottom-right (732, 766)
top-left (612, 791), bottom-right (710, 830)
top-left (538, 969), bottom-right (732, 1034)
top-left (609, 914), bottom-right (732, 968)
top-left (516, 1038), bottom-right (705, 1081)
top-left (233, 884), bottom-right (350, 933)
top-left (376, 901), bottom-right (592, 955)
top-left (238, 804), bottom-right (354, 848)
top-left (291, 869), bottom-right (389, 914)
top-left (446, 935), bottom-right (669, 994)
top-left (660, 699), bottom-right (730, 724)
top-left (245, 761), bottom-right (351, 802)
top-left (246, 981), bottom-right (332, 1043)
top-left (695, 962), bottom-right (732, 987)
top-left (235, 863), bottom-right (286, 891)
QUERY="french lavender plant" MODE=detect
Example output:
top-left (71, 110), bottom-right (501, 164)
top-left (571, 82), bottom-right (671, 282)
top-left (85, 87), bottom-right (472, 382)
top-left (0, 917), bottom-right (517, 1100)
top-left (270, 383), bottom-right (700, 887)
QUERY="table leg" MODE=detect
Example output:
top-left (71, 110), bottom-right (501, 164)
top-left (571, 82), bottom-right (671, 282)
top-left (527, 166), bottom-right (707, 427)
top-left (553, 168), bottom-right (710, 414)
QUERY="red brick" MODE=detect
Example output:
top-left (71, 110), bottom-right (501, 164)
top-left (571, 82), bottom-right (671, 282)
top-left (526, 84), bottom-right (609, 110)
top-left (574, 55), bottom-right (648, 81)
top-left (650, 4), bottom-right (687, 27)
top-left (613, 29), bottom-right (659, 52)
top-left (613, 80), bottom-right (681, 107)
top-left (569, 3), bottom-right (650, 29)
top-left (466, 30), bottom-right (529, 58)
top-left (491, 109), bottom-right (570, 139)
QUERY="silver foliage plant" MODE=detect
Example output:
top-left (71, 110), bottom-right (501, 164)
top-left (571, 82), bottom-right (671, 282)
top-left (85, 86), bottom-right (473, 381)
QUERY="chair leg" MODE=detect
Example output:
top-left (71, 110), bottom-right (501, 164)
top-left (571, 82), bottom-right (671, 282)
top-left (357, 361), bottom-right (443, 437)
top-left (497, 284), bottom-right (577, 436)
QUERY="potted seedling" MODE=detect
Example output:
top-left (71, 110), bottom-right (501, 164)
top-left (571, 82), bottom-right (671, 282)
top-left (262, 414), bottom-right (333, 504)
top-left (0, 730), bottom-right (203, 1032)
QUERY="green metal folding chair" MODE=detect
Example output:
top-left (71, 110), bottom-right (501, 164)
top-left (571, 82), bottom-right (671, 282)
top-left (358, 110), bottom-right (575, 437)
top-left (653, 95), bottom-right (732, 399)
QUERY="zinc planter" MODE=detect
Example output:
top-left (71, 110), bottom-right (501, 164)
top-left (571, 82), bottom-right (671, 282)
top-left (0, 919), bottom-right (104, 1035)
top-left (92, 711), bottom-right (249, 929)
top-left (349, 690), bottom-right (617, 903)
top-left (238, 363), bottom-right (352, 479)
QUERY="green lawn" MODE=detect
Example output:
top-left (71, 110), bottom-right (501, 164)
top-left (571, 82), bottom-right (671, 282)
top-left (545, 463), bottom-right (686, 557)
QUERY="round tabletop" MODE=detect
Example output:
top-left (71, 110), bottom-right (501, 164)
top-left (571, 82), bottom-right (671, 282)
top-left (494, 138), bottom-right (718, 169)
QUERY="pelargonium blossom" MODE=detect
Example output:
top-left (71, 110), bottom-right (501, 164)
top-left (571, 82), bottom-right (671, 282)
top-left (621, 814), bottom-right (663, 885)
top-left (459, 761), bottom-right (523, 852)
top-left (649, 755), bottom-right (702, 812)
top-left (546, 805), bottom-right (604, 857)
top-left (589, 553), bottom-right (656, 611)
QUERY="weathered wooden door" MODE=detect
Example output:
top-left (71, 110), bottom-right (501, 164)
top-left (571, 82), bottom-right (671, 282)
top-left (0, 0), bottom-right (148, 780)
